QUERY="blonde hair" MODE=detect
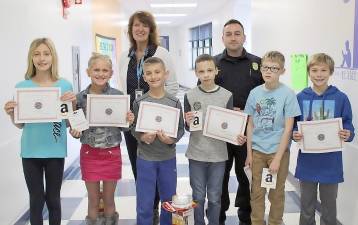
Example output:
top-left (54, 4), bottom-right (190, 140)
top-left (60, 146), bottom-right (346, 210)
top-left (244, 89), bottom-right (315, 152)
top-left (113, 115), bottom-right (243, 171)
top-left (307, 53), bottom-right (335, 74)
top-left (128, 11), bottom-right (159, 49)
top-left (25, 38), bottom-right (59, 80)
top-left (262, 51), bottom-right (285, 68)
top-left (87, 53), bottom-right (112, 69)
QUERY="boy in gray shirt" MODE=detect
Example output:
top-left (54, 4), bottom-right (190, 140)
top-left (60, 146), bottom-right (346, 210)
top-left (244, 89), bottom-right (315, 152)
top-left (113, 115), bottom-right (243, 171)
top-left (132, 57), bottom-right (184, 225)
top-left (184, 54), bottom-right (246, 225)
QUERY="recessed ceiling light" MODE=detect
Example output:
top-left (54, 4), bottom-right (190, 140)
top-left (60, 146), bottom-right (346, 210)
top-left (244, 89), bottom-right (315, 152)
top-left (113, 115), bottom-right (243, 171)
top-left (156, 21), bottom-right (172, 25)
top-left (150, 3), bottom-right (197, 8)
top-left (153, 13), bottom-right (187, 17)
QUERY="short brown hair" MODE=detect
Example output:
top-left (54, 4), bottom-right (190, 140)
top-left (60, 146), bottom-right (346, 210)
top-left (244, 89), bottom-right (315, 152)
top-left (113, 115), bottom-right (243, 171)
top-left (128, 11), bottom-right (159, 49)
top-left (143, 57), bottom-right (166, 70)
top-left (194, 54), bottom-right (216, 70)
top-left (223, 19), bottom-right (245, 34)
top-left (262, 51), bottom-right (285, 68)
top-left (307, 53), bottom-right (335, 74)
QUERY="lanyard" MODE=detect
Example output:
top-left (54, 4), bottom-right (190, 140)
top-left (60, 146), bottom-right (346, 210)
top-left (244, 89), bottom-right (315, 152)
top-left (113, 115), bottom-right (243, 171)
top-left (136, 48), bottom-right (148, 88)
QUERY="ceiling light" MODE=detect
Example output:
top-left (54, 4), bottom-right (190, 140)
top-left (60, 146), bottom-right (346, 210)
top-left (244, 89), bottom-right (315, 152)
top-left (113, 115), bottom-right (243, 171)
top-left (153, 13), bottom-right (187, 17)
top-left (156, 21), bottom-right (172, 25)
top-left (150, 3), bottom-right (197, 8)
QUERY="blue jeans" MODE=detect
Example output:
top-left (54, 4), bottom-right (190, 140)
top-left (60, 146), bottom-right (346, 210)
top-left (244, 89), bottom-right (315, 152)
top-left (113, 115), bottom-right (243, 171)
top-left (189, 159), bottom-right (225, 225)
top-left (136, 157), bottom-right (177, 225)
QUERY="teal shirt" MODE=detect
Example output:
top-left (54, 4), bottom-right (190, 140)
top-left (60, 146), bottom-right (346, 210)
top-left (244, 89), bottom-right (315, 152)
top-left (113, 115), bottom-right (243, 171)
top-left (244, 83), bottom-right (301, 154)
top-left (15, 79), bottom-right (73, 158)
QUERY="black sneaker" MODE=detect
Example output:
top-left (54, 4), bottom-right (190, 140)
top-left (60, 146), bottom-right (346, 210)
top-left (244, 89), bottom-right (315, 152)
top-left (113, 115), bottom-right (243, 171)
top-left (152, 208), bottom-right (159, 225)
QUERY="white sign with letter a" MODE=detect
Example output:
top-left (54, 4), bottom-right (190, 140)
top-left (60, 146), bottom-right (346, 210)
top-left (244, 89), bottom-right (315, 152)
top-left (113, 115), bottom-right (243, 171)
top-left (190, 111), bottom-right (202, 131)
top-left (261, 168), bottom-right (277, 189)
top-left (59, 101), bottom-right (73, 119)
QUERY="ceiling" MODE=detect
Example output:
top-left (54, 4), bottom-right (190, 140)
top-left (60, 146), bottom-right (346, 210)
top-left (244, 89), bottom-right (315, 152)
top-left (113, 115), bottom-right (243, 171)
top-left (118, 0), bottom-right (230, 26)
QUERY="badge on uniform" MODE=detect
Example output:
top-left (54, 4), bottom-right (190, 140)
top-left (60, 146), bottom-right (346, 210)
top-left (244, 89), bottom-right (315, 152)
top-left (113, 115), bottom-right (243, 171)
top-left (135, 89), bottom-right (143, 99)
top-left (261, 168), bottom-right (277, 189)
top-left (190, 111), bottom-right (203, 131)
top-left (252, 62), bottom-right (259, 71)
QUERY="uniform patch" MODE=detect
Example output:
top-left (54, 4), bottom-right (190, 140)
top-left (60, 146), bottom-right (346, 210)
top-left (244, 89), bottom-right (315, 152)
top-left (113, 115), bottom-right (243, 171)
top-left (193, 102), bottom-right (201, 110)
top-left (252, 62), bottom-right (259, 71)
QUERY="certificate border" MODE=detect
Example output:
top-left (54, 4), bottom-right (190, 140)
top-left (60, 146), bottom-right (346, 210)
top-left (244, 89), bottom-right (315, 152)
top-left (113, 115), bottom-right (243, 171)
top-left (298, 118), bottom-right (343, 153)
top-left (87, 94), bottom-right (130, 127)
top-left (203, 105), bottom-right (248, 145)
top-left (15, 87), bottom-right (61, 123)
top-left (136, 101), bottom-right (180, 138)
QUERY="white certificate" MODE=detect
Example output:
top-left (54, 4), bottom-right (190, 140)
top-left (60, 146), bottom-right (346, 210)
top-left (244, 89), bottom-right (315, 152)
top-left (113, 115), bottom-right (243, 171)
top-left (135, 101), bottom-right (180, 138)
top-left (68, 109), bottom-right (89, 132)
top-left (203, 105), bottom-right (248, 145)
top-left (298, 118), bottom-right (343, 153)
top-left (86, 94), bottom-right (130, 127)
top-left (14, 87), bottom-right (61, 123)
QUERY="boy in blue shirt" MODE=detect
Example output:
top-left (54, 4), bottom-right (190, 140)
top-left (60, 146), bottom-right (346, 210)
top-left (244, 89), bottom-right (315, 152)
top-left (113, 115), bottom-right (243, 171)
top-left (244, 51), bottom-right (301, 225)
top-left (293, 53), bottom-right (355, 225)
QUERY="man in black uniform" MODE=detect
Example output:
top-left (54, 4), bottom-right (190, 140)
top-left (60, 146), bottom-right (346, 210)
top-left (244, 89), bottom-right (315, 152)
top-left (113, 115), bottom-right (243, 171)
top-left (215, 19), bottom-right (264, 225)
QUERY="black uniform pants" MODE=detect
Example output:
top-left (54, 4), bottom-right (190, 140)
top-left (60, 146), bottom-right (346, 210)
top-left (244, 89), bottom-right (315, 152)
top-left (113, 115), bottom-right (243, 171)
top-left (220, 143), bottom-right (251, 223)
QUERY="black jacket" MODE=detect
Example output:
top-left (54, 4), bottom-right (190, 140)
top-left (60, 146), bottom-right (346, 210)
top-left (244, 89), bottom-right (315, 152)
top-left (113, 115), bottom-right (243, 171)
top-left (214, 48), bottom-right (264, 110)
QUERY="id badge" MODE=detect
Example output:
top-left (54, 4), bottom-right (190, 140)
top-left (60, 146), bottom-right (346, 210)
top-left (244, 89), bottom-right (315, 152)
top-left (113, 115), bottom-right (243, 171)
top-left (135, 89), bottom-right (143, 99)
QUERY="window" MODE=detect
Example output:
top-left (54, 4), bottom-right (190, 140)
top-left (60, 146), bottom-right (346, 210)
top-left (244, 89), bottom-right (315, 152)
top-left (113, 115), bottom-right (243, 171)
top-left (189, 23), bottom-right (212, 69)
top-left (160, 36), bottom-right (170, 51)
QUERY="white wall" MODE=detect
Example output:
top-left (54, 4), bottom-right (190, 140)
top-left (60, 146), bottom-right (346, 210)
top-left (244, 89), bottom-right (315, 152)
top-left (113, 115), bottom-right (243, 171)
top-left (0, 1), bottom-right (93, 224)
top-left (161, 0), bottom-right (252, 88)
top-left (251, 0), bottom-right (358, 223)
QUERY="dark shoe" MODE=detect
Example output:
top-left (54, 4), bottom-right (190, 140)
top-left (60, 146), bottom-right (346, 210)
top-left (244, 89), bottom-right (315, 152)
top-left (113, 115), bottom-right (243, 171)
top-left (152, 208), bottom-right (159, 225)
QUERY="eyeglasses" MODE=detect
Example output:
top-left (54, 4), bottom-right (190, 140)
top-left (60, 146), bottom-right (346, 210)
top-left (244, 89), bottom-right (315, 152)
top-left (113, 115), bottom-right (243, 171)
top-left (261, 66), bottom-right (280, 73)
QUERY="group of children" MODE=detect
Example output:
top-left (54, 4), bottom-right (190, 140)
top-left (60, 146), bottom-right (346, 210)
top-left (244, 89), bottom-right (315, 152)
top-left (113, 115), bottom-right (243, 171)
top-left (3, 37), bottom-right (355, 225)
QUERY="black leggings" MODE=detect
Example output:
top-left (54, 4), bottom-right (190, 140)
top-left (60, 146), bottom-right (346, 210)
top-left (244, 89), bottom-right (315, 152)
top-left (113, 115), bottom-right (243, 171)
top-left (22, 158), bottom-right (64, 225)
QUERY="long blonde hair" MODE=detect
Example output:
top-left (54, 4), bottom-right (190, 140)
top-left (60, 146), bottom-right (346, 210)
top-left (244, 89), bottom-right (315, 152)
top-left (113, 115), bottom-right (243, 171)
top-left (25, 38), bottom-right (59, 80)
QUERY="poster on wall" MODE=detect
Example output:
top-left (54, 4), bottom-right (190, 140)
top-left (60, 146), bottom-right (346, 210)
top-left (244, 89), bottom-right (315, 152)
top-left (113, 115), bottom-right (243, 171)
top-left (291, 54), bottom-right (308, 91)
top-left (95, 34), bottom-right (117, 87)
top-left (333, 0), bottom-right (358, 146)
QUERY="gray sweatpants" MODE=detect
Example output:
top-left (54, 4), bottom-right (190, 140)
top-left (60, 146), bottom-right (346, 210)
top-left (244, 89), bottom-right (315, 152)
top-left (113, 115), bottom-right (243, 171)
top-left (299, 181), bottom-right (338, 225)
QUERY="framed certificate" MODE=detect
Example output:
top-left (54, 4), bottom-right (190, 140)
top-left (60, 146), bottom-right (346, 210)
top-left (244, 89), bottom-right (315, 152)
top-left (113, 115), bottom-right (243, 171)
top-left (86, 94), bottom-right (130, 127)
top-left (14, 87), bottom-right (61, 123)
top-left (135, 101), bottom-right (180, 138)
top-left (298, 118), bottom-right (343, 153)
top-left (203, 105), bottom-right (248, 145)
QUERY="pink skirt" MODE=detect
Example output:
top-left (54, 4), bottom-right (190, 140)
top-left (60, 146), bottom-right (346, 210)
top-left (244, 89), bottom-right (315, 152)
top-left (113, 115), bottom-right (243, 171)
top-left (80, 144), bottom-right (122, 181)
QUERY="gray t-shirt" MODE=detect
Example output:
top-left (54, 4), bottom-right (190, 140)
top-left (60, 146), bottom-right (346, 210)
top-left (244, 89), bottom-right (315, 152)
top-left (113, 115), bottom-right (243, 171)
top-left (132, 92), bottom-right (185, 161)
top-left (184, 86), bottom-right (233, 162)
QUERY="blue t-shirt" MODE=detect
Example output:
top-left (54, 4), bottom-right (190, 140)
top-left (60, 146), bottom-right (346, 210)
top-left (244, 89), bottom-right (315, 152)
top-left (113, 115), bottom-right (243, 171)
top-left (244, 83), bottom-right (301, 154)
top-left (15, 79), bottom-right (73, 158)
